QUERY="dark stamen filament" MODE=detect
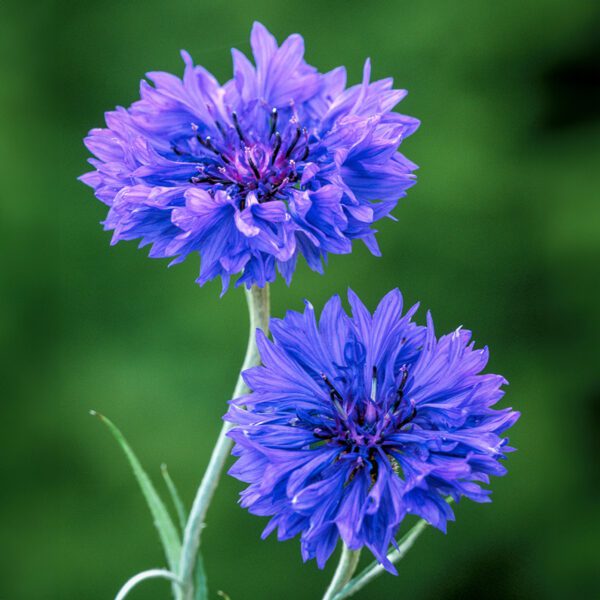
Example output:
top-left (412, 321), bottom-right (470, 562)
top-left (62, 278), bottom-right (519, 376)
top-left (321, 374), bottom-right (343, 400)
top-left (186, 108), bottom-right (312, 209)
top-left (321, 373), bottom-right (347, 419)
top-left (285, 127), bottom-right (302, 159)
top-left (271, 132), bottom-right (282, 164)
top-left (396, 367), bottom-right (409, 401)
top-left (247, 155), bottom-right (260, 179)
top-left (215, 121), bottom-right (226, 138)
top-left (397, 404), bottom-right (417, 428)
top-left (269, 107), bottom-right (278, 136)
top-left (232, 112), bottom-right (246, 143)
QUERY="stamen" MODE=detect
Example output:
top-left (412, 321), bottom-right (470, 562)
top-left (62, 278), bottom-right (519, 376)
top-left (270, 177), bottom-right (289, 196)
top-left (232, 111), bottom-right (246, 143)
top-left (187, 106), bottom-right (311, 205)
top-left (269, 107), bottom-right (278, 136)
top-left (197, 134), bottom-right (231, 165)
top-left (396, 366), bottom-right (409, 400)
top-left (190, 175), bottom-right (225, 185)
top-left (271, 132), bottom-right (282, 164)
top-left (347, 458), bottom-right (366, 483)
top-left (285, 127), bottom-right (302, 159)
top-left (247, 155), bottom-right (260, 179)
top-left (261, 176), bottom-right (288, 203)
top-left (300, 129), bottom-right (310, 161)
top-left (389, 365), bottom-right (411, 415)
top-left (313, 428), bottom-right (330, 440)
top-left (371, 368), bottom-right (377, 402)
top-left (215, 121), bottom-right (226, 138)
top-left (196, 134), bottom-right (216, 152)
top-left (321, 373), bottom-right (347, 419)
top-left (321, 374), bottom-right (343, 398)
top-left (397, 402), bottom-right (417, 428)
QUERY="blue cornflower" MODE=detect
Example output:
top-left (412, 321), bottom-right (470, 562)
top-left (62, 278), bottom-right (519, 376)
top-left (80, 23), bottom-right (419, 292)
top-left (226, 289), bottom-right (519, 570)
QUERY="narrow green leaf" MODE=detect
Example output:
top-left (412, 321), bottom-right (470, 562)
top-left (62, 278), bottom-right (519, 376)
top-left (91, 411), bottom-right (181, 572)
top-left (161, 463), bottom-right (187, 534)
top-left (193, 551), bottom-right (208, 600)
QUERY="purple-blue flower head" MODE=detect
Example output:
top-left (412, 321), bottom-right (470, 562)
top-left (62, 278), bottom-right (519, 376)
top-left (226, 289), bottom-right (519, 570)
top-left (80, 23), bottom-right (419, 292)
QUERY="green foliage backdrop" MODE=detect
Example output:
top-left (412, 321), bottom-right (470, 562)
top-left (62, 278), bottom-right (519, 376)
top-left (1, 1), bottom-right (598, 598)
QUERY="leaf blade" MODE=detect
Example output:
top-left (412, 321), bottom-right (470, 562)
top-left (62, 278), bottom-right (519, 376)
top-left (91, 411), bottom-right (182, 572)
top-left (161, 463), bottom-right (187, 534)
top-left (193, 551), bottom-right (208, 600)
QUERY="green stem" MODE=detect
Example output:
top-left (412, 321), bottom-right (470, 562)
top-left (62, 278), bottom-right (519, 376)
top-left (323, 545), bottom-right (362, 600)
top-left (332, 519), bottom-right (429, 600)
top-left (178, 284), bottom-right (270, 600)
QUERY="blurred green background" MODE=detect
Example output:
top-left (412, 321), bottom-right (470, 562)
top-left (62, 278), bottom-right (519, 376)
top-left (2, 1), bottom-right (599, 598)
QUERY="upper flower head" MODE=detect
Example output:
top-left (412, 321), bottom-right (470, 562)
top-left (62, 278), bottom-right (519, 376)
top-left (226, 289), bottom-right (519, 570)
top-left (81, 23), bottom-right (419, 292)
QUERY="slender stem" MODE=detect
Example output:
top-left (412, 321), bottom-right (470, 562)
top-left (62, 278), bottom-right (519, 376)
top-left (115, 569), bottom-right (182, 600)
top-left (323, 545), bottom-right (362, 600)
top-left (178, 284), bottom-right (270, 599)
top-left (332, 519), bottom-right (429, 600)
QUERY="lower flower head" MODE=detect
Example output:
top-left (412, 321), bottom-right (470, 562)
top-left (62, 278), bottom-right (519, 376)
top-left (226, 289), bottom-right (519, 571)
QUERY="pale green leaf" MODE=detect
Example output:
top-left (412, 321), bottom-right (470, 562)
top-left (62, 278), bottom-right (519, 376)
top-left (91, 411), bottom-right (182, 572)
top-left (161, 463), bottom-right (187, 534)
top-left (193, 551), bottom-right (208, 600)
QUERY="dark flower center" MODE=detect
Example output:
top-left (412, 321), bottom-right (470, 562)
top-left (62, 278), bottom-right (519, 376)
top-left (175, 107), bottom-right (311, 208)
top-left (314, 369), bottom-right (417, 466)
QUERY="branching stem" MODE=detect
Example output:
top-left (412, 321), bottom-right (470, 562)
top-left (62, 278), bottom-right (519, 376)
top-left (177, 284), bottom-right (270, 599)
top-left (323, 545), bottom-right (362, 600)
